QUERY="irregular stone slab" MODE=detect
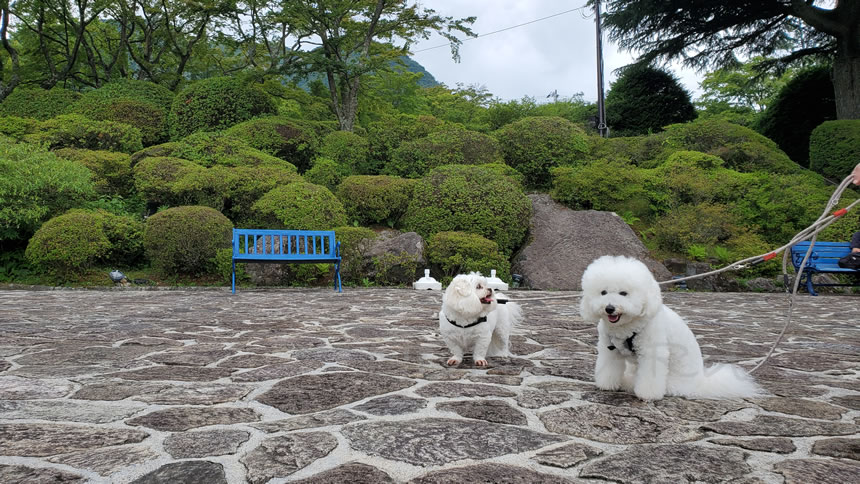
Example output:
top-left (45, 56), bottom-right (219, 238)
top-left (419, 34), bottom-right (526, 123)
top-left (353, 395), bottom-right (428, 416)
top-left (231, 361), bottom-right (323, 383)
top-left (47, 446), bottom-right (160, 476)
top-left (410, 463), bottom-right (579, 483)
top-left (0, 400), bottom-right (146, 423)
top-left (292, 348), bottom-right (375, 363)
top-left (241, 432), bottom-right (338, 484)
top-left (107, 365), bottom-right (233, 381)
top-left (342, 418), bottom-right (564, 466)
top-left (655, 397), bottom-right (749, 422)
top-left (256, 372), bottom-right (414, 414)
top-left (144, 349), bottom-right (236, 366)
top-left (0, 361), bottom-right (10, 372)
top-left (540, 405), bottom-right (701, 444)
top-left (580, 391), bottom-right (648, 408)
top-left (164, 429), bottom-right (250, 458)
top-left (517, 390), bottom-right (571, 409)
top-left (345, 360), bottom-right (465, 381)
top-left (702, 415), bottom-right (857, 437)
top-left (811, 437), bottom-right (860, 461)
top-left (774, 459), bottom-right (860, 484)
top-left (0, 464), bottom-right (85, 483)
top-left (126, 407), bottom-right (260, 431)
top-left (581, 444), bottom-right (750, 483)
top-left (253, 409), bottom-right (365, 433)
top-left (72, 381), bottom-right (170, 401)
top-left (532, 442), bottom-right (603, 468)
top-left (0, 423), bottom-right (148, 456)
top-left (436, 400), bottom-right (527, 426)
top-left (247, 336), bottom-right (326, 351)
top-left (290, 463), bottom-right (395, 483)
top-left (132, 383), bottom-right (253, 405)
top-left (752, 397), bottom-right (844, 420)
top-left (831, 395), bottom-right (860, 410)
top-left (130, 461), bottom-right (227, 484)
top-left (467, 374), bottom-right (523, 386)
top-left (0, 376), bottom-right (74, 399)
top-left (768, 351), bottom-right (858, 372)
top-left (709, 437), bottom-right (796, 454)
top-left (216, 354), bottom-right (291, 368)
top-left (415, 382), bottom-right (516, 398)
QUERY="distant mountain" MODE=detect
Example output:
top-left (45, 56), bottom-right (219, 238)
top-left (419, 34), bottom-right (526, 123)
top-left (292, 56), bottom-right (438, 90)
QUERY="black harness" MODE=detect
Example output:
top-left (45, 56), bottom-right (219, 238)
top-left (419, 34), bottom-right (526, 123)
top-left (445, 315), bottom-right (487, 328)
top-left (607, 332), bottom-right (637, 354)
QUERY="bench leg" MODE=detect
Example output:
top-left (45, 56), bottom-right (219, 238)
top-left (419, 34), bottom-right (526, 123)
top-left (334, 261), bottom-right (342, 293)
top-left (805, 272), bottom-right (818, 296)
top-left (232, 260), bottom-right (236, 294)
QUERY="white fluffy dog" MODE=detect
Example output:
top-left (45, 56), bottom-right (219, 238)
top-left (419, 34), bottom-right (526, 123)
top-left (580, 255), bottom-right (762, 400)
top-left (439, 272), bottom-right (522, 367)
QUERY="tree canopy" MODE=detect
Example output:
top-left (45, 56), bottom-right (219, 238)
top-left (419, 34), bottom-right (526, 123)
top-left (596, 0), bottom-right (860, 119)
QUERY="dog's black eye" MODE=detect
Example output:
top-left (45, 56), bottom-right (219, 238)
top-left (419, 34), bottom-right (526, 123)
top-left (477, 284), bottom-right (483, 289)
top-left (620, 291), bottom-right (628, 296)
top-left (600, 290), bottom-right (607, 295)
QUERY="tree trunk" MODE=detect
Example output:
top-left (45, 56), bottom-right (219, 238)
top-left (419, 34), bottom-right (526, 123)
top-left (833, 54), bottom-right (860, 120)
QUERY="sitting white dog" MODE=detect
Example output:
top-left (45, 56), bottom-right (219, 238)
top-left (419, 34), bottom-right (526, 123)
top-left (439, 272), bottom-right (522, 367)
top-left (580, 255), bottom-right (762, 400)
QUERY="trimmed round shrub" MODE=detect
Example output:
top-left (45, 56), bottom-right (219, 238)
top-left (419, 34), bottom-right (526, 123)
top-left (479, 163), bottom-right (526, 186)
top-left (551, 161), bottom-right (651, 220)
top-left (652, 203), bottom-right (743, 253)
top-left (427, 231), bottom-right (511, 284)
top-left (0, 142), bottom-right (96, 241)
top-left (0, 87), bottom-right (81, 120)
top-left (401, 164), bottom-right (532, 255)
top-left (0, 116), bottom-right (40, 140)
top-left (386, 127), bottom-right (503, 178)
top-left (31, 114), bottom-right (143, 153)
top-left (319, 130), bottom-right (369, 174)
top-left (133, 157), bottom-right (228, 210)
top-left (809, 120), bottom-right (860, 180)
top-left (54, 148), bottom-right (133, 196)
top-left (133, 131), bottom-right (295, 169)
top-left (337, 175), bottom-right (415, 226)
top-left (661, 119), bottom-right (801, 174)
top-left (71, 99), bottom-right (166, 146)
top-left (80, 79), bottom-right (174, 110)
top-left (252, 181), bottom-right (347, 230)
top-left (366, 114), bottom-right (449, 174)
top-left (646, 151), bottom-right (750, 213)
top-left (225, 117), bottom-right (318, 172)
top-left (604, 64), bottom-right (696, 137)
top-left (225, 164), bottom-right (302, 225)
top-left (169, 77), bottom-right (277, 139)
top-left (25, 209), bottom-right (144, 277)
top-left (494, 116), bottom-right (589, 188)
top-left (304, 157), bottom-right (348, 192)
top-left (143, 205), bottom-right (233, 275)
top-left (756, 65), bottom-right (836, 167)
top-left (333, 225), bottom-right (378, 283)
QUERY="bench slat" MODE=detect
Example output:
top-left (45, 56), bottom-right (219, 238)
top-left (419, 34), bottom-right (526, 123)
top-left (789, 241), bottom-right (858, 295)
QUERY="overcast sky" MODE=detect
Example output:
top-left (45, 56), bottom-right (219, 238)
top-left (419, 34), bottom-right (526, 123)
top-left (410, 1), bottom-right (703, 103)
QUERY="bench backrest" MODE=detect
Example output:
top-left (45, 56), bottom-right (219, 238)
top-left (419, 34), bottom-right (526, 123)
top-left (790, 241), bottom-right (851, 268)
top-left (233, 229), bottom-right (339, 261)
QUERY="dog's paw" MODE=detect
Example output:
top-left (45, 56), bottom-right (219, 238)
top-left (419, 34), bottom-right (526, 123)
top-left (474, 359), bottom-right (488, 367)
top-left (447, 357), bottom-right (461, 366)
top-left (634, 385), bottom-right (665, 401)
top-left (595, 374), bottom-right (622, 391)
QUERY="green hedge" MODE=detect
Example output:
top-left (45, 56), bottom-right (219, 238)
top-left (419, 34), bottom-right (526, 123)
top-left (0, 143), bottom-right (96, 241)
top-left (133, 157), bottom-right (228, 210)
top-left (386, 127), bottom-right (503, 178)
top-left (31, 114), bottom-right (143, 153)
top-left (54, 149), bottom-right (134, 196)
top-left (252, 181), bottom-right (347, 230)
top-left (225, 117), bottom-right (318, 172)
top-left (144, 205), bottom-right (233, 275)
top-left (319, 130), bottom-right (369, 174)
top-left (809, 120), bottom-right (860, 180)
top-left (337, 175), bottom-right (415, 227)
top-left (333, 225), bottom-right (378, 283)
top-left (0, 116), bottom-right (40, 140)
top-left (551, 161), bottom-right (651, 220)
top-left (0, 87), bottom-right (81, 120)
top-left (303, 157), bottom-right (348, 192)
top-left (401, 164), bottom-right (532, 255)
top-left (494, 116), bottom-right (589, 188)
top-left (169, 77), bottom-right (277, 139)
top-left (132, 131), bottom-right (295, 169)
top-left (426, 231), bottom-right (511, 284)
top-left (365, 114), bottom-right (448, 174)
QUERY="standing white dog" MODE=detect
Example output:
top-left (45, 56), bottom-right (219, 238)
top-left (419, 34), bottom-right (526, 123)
top-left (439, 272), bottom-right (522, 367)
top-left (580, 255), bottom-right (762, 400)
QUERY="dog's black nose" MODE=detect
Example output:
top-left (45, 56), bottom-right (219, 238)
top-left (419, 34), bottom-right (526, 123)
top-left (605, 305), bottom-right (615, 314)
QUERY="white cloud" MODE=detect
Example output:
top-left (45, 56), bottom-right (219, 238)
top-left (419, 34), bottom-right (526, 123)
top-left (411, 1), bottom-right (702, 102)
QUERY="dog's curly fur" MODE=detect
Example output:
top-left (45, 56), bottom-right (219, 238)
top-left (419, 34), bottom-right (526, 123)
top-left (580, 255), bottom-right (762, 400)
top-left (439, 272), bottom-right (522, 367)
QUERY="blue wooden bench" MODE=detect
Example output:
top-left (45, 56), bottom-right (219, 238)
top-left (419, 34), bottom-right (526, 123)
top-left (790, 241), bottom-right (859, 296)
top-left (232, 229), bottom-right (342, 294)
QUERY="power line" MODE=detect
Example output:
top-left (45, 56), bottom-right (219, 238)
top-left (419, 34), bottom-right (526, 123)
top-left (412, 6), bottom-right (590, 54)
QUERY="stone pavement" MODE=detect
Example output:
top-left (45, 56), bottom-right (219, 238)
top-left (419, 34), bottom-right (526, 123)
top-left (0, 288), bottom-right (858, 483)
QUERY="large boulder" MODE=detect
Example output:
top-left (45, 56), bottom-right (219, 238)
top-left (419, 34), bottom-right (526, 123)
top-left (362, 231), bottom-right (426, 285)
top-left (512, 194), bottom-right (670, 290)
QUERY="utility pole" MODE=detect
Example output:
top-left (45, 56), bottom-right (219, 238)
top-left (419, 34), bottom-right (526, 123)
top-left (594, 0), bottom-right (609, 137)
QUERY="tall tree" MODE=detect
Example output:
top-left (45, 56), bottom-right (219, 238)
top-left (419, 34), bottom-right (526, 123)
top-left (596, 0), bottom-right (860, 120)
top-left (0, 0), bottom-right (20, 99)
top-left (287, 0), bottom-right (475, 132)
top-left (604, 64), bottom-right (696, 137)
